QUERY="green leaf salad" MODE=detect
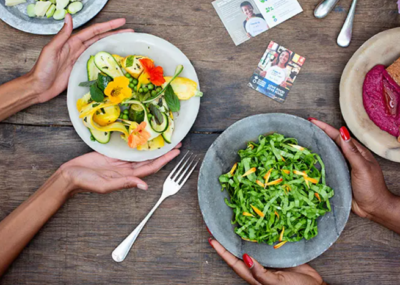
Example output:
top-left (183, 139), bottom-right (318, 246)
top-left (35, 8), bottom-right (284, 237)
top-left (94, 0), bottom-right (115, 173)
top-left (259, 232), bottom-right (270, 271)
top-left (219, 133), bottom-right (334, 248)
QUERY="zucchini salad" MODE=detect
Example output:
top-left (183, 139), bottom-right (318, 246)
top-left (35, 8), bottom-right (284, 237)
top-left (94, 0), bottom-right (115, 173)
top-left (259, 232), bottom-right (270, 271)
top-left (76, 52), bottom-right (202, 150)
top-left (219, 133), bottom-right (334, 249)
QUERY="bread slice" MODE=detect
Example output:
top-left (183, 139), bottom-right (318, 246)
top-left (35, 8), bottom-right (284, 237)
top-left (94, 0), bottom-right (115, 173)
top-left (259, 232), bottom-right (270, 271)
top-left (386, 57), bottom-right (400, 86)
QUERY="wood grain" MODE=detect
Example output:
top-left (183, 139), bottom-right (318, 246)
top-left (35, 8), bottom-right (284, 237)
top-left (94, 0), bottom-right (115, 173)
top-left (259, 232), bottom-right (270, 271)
top-left (1, 0), bottom-right (400, 284)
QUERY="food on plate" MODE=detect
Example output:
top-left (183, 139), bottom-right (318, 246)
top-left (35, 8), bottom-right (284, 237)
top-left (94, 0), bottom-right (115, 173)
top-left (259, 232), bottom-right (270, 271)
top-left (363, 61), bottom-right (400, 142)
top-left (219, 133), bottom-right (334, 248)
top-left (76, 51), bottom-right (202, 150)
top-left (6, 0), bottom-right (84, 20)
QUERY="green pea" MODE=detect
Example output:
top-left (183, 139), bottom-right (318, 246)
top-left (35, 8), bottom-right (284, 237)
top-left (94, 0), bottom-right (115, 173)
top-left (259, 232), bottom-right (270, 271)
top-left (129, 83), bottom-right (134, 88)
top-left (143, 87), bottom-right (149, 93)
top-left (119, 114), bottom-right (124, 118)
top-left (139, 88), bottom-right (143, 93)
top-left (147, 84), bottom-right (154, 90)
top-left (125, 73), bottom-right (131, 78)
top-left (156, 87), bottom-right (162, 92)
top-left (141, 84), bottom-right (147, 89)
top-left (122, 114), bottom-right (129, 120)
top-left (132, 79), bottom-right (138, 85)
top-left (129, 77), bottom-right (133, 82)
top-left (151, 90), bottom-right (157, 96)
top-left (123, 109), bottom-right (129, 114)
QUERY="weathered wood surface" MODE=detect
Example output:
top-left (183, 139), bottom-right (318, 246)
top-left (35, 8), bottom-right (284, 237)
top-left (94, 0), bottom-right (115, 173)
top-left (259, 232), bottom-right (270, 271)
top-left (1, 0), bottom-right (400, 284)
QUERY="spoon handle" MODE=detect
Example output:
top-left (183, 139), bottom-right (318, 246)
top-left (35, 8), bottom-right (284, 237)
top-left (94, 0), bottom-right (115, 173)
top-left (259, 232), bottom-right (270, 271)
top-left (337, 0), bottom-right (358, 48)
top-left (314, 0), bottom-right (340, 19)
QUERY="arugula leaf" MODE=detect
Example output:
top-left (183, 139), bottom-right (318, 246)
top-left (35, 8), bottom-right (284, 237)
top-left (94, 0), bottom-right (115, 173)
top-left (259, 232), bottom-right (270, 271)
top-left (164, 85), bottom-right (180, 112)
top-left (126, 56), bottom-right (134, 68)
top-left (149, 104), bottom-right (164, 125)
top-left (79, 80), bottom-right (97, 87)
top-left (90, 84), bottom-right (105, 102)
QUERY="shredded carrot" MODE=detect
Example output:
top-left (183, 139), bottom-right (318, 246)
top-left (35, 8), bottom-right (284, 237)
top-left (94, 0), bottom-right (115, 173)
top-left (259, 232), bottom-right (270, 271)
top-left (242, 238), bottom-right (257, 242)
top-left (263, 169), bottom-right (272, 185)
top-left (279, 227), bottom-right (285, 242)
top-left (256, 180), bottom-right (265, 188)
top-left (243, 212), bottom-right (254, 217)
top-left (315, 193), bottom-right (321, 202)
top-left (281, 156), bottom-right (286, 162)
top-left (281, 169), bottom-right (291, 175)
top-left (251, 205), bottom-right (265, 218)
top-left (305, 176), bottom-right (318, 184)
top-left (293, 170), bottom-right (307, 177)
top-left (274, 211), bottom-right (280, 219)
top-left (266, 178), bottom-right (283, 186)
top-left (289, 144), bottom-right (305, 151)
top-left (230, 163), bottom-right (238, 176)
top-left (274, 241), bottom-right (288, 249)
top-left (242, 167), bottom-right (256, 177)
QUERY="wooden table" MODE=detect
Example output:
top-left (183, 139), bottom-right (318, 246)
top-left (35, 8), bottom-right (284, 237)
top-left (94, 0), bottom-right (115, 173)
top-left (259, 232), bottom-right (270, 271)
top-left (1, 0), bottom-right (400, 284)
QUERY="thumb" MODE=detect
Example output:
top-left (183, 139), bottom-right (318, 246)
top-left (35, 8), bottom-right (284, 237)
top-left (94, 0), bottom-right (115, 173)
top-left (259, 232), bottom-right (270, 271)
top-left (243, 254), bottom-right (279, 285)
top-left (101, 176), bottom-right (148, 193)
top-left (49, 14), bottom-right (73, 49)
top-left (338, 126), bottom-right (367, 169)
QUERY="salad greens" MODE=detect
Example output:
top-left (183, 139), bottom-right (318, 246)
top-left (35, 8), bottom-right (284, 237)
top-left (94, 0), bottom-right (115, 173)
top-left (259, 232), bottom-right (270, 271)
top-left (219, 133), bottom-right (334, 248)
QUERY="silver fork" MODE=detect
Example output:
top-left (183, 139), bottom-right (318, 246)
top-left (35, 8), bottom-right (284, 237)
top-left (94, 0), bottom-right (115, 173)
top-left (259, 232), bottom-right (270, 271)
top-left (111, 152), bottom-right (199, 262)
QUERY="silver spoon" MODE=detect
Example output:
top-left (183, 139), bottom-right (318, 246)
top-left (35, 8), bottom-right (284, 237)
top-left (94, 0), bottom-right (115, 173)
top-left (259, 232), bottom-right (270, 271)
top-left (314, 0), bottom-right (340, 18)
top-left (337, 0), bottom-right (358, 47)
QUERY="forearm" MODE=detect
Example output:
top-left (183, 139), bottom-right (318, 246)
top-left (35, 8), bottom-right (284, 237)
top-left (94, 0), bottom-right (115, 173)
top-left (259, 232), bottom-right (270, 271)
top-left (0, 73), bottom-right (38, 122)
top-left (0, 170), bottom-right (72, 276)
top-left (369, 192), bottom-right (400, 235)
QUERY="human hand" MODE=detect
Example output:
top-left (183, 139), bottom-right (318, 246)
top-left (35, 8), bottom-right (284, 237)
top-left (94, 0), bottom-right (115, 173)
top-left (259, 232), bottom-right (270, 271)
top-left (208, 238), bottom-right (325, 285)
top-left (59, 143), bottom-right (181, 195)
top-left (28, 14), bottom-right (134, 104)
top-left (309, 118), bottom-right (392, 219)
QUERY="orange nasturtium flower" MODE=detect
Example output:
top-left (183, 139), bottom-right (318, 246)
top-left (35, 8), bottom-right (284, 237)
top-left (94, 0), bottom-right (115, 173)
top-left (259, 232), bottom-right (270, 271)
top-left (140, 58), bottom-right (166, 86)
top-left (104, 76), bottom-right (132, 104)
top-left (128, 122), bottom-right (151, 149)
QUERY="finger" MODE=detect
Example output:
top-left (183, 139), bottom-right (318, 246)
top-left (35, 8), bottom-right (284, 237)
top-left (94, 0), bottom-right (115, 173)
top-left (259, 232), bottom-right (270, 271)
top-left (82, 29), bottom-right (134, 49)
top-left (48, 14), bottom-right (73, 50)
top-left (352, 139), bottom-right (376, 162)
top-left (244, 255), bottom-right (280, 285)
top-left (310, 119), bottom-right (368, 169)
top-left (210, 239), bottom-right (261, 285)
top-left (74, 18), bottom-right (127, 43)
top-left (101, 176), bottom-right (147, 193)
top-left (174, 142), bottom-right (182, 149)
top-left (131, 149), bottom-right (181, 177)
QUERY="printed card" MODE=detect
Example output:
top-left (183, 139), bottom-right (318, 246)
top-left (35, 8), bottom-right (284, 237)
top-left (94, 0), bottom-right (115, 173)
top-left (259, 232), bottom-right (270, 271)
top-left (248, 41), bottom-right (305, 103)
top-left (212, 0), bottom-right (303, 45)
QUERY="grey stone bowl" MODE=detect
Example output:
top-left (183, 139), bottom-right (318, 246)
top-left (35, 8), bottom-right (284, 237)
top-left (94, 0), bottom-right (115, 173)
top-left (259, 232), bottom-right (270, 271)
top-left (0, 0), bottom-right (108, 35)
top-left (198, 113), bottom-right (352, 268)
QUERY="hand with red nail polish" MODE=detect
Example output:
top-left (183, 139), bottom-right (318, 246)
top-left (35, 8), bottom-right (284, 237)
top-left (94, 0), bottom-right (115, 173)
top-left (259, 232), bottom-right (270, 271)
top-left (208, 238), bottom-right (325, 285)
top-left (310, 120), bottom-right (400, 235)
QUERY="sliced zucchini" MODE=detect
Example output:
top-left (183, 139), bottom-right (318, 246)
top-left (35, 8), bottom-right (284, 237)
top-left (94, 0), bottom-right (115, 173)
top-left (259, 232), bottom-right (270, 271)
top-left (137, 135), bottom-right (165, 151)
top-left (150, 113), bottom-right (168, 133)
top-left (87, 55), bottom-right (100, 81)
top-left (124, 100), bottom-right (160, 140)
top-left (94, 52), bottom-right (124, 79)
top-left (162, 115), bottom-right (174, 144)
top-left (89, 129), bottom-right (111, 144)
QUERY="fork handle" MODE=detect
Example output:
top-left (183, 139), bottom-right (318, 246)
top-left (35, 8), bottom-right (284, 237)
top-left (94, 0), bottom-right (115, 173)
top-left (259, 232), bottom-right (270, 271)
top-left (112, 195), bottom-right (166, 262)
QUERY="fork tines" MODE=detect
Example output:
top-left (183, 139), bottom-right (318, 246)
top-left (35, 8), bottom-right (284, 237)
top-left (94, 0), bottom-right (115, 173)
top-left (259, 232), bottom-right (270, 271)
top-left (168, 151), bottom-right (200, 185)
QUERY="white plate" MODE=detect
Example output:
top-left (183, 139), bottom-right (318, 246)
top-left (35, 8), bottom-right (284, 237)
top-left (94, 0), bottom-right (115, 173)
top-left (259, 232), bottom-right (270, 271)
top-left (340, 28), bottom-right (400, 163)
top-left (67, 33), bottom-right (200, 162)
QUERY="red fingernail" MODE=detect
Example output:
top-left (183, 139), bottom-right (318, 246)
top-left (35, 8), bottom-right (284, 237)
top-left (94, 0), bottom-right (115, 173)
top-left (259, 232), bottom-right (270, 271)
top-left (208, 237), bottom-right (214, 248)
top-left (206, 227), bottom-right (212, 236)
top-left (243, 254), bottom-right (254, 268)
top-left (308, 117), bottom-right (317, 122)
top-left (340, 126), bottom-right (351, 141)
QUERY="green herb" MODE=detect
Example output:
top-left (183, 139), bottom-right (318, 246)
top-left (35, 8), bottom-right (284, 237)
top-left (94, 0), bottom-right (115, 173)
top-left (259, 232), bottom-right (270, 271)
top-left (164, 85), bottom-right (180, 112)
top-left (92, 103), bottom-right (100, 108)
top-left (100, 108), bottom-right (106, 114)
top-left (149, 104), bottom-right (164, 125)
top-left (79, 80), bottom-right (97, 87)
top-left (90, 84), bottom-right (104, 102)
top-left (219, 133), bottom-right (334, 246)
top-left (126, 56), bottom-right (134, 68)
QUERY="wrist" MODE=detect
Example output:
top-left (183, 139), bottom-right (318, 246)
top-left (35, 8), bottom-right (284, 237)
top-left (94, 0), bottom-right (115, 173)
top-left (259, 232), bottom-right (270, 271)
top-left (368, 190), bottom-right (399, 222)
top-left (55, 167), bottom-right (78, 198)
top-left (21, 72), bottom-right (41, 105)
